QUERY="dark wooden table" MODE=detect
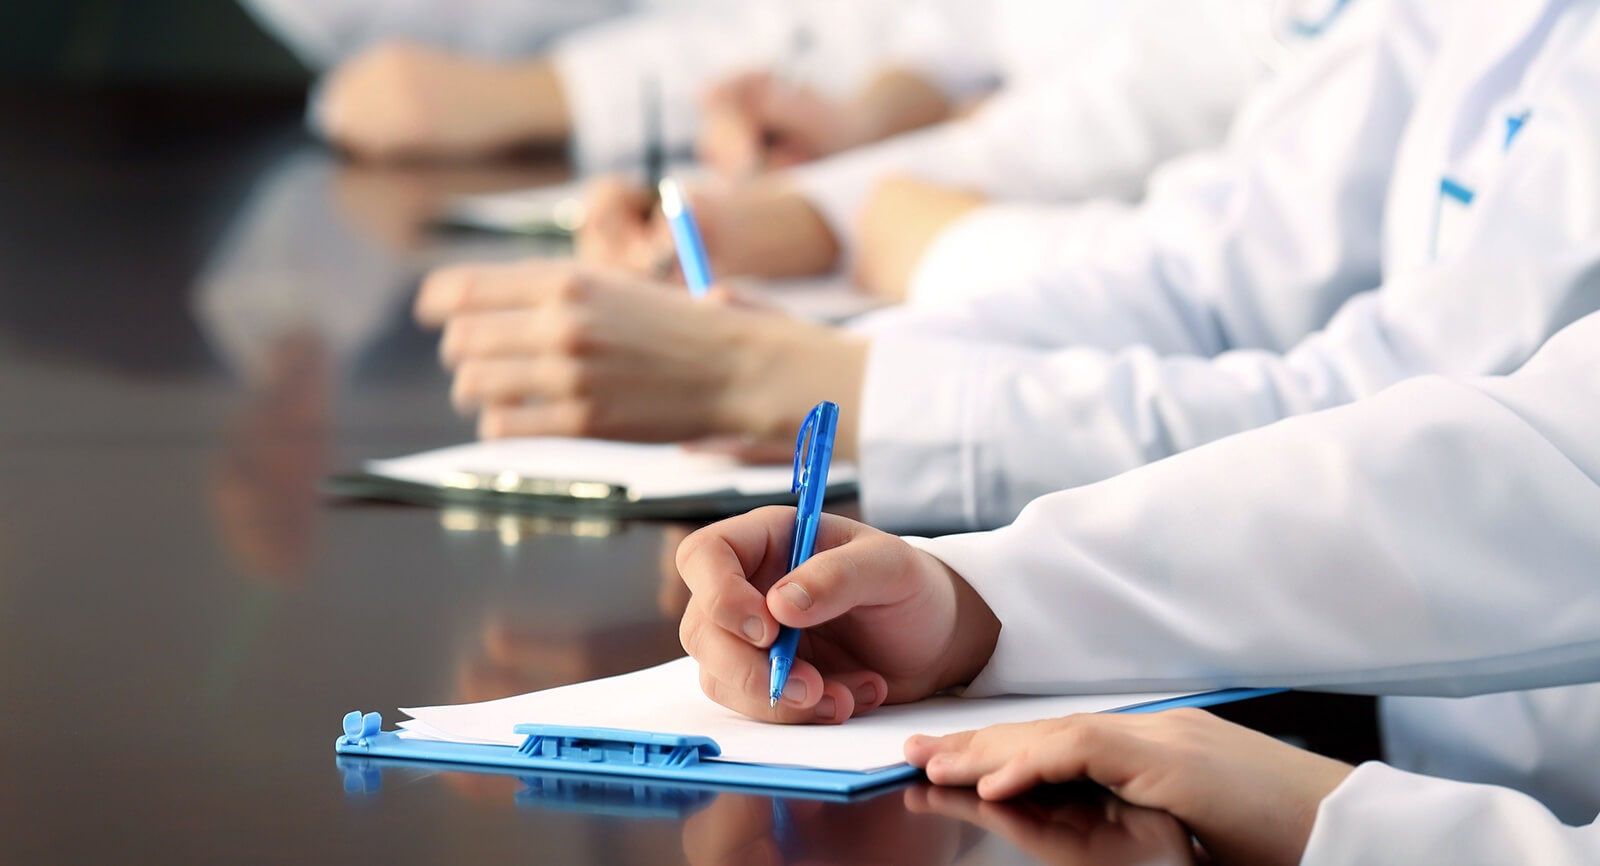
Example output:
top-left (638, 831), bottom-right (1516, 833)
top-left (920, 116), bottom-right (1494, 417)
top-left (0, 86), bottom-right (1376, 866)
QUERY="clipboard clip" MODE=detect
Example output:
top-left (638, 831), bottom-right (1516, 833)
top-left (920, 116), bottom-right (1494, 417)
top-left (513, 725), bottom-right (722, 769)
top-left (791, 403), bottom-right (827, 495)
top-left (341, 710), bottom-right (384, 747)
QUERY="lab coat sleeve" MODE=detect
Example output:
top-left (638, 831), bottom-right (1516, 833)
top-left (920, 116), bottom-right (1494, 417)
top-left (903, 308), bottom-right (1600, 698)
top-left (551, 0), bottom-right (1000, 171)
top-left (859, 2), bottom-right (1600, 532)
top-left (903, 199), bottom-right (1141, 309)
top-left (239, 0), bottom-right (633, 65)
top-left (1301, 763), bottom-right (1600, 866)
top-left (785, 0), bottom-right (1262, 257)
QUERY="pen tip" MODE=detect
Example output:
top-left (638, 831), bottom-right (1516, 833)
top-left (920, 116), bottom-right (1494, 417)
top-left (770, 696), bottom-right (779, 708)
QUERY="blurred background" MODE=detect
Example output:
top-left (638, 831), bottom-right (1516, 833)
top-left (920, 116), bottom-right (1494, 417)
top-left (0, 1), bottom-right (310, 87)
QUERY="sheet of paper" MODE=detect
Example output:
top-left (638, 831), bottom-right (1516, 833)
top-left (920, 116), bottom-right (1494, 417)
top-left (440, 181), bottom-right (588, 235)
top-left (733, 274), bottom-right (886, 324)
top-left (400, 657), bottom-right (1200, 774)
top-left (366, 438), bottom-right (857, 501)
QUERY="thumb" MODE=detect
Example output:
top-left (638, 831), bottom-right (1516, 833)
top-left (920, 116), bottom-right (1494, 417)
top-left (765, 528), bottom-right (930, 627)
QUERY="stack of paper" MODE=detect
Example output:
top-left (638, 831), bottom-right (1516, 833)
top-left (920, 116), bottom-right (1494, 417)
top-left (398, 657), bottom-right (1201, 774)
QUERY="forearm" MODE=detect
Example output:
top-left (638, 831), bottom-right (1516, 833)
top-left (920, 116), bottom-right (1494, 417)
top-left (845, 68), bottom-right (954, 145)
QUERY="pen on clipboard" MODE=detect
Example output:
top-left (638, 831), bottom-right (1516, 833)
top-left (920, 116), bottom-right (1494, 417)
top-left (769, 401), bottom-right (839, 707)
top-left (658, 177), bottom-right (713, 298)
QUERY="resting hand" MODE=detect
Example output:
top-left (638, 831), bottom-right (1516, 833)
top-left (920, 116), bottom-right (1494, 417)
top-left (676, 508), bottom-right (1000, 724)
top-left (316, 42), bottom-right (566, 161)
top-left (414, 259), bottom-right (866, 447)
top-left (906, 709), bottom-right (1354, 866)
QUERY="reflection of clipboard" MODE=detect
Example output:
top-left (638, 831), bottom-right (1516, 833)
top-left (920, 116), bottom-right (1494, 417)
top-left (334, 687), bottom-right (1278, 796)
top-left (324, 438), bottom-right (859, 519)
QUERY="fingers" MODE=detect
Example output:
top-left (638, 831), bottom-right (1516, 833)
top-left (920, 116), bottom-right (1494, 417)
top-left (450, 357), bottom-right (579, 411)
top-left (676, 510), bottom-right (891, 722)
top-left (416, 259), bottom-right (579, 326)
top-left (763, 529), bottom-right (934, 628)
top-left (577, 177), bottom-right (672, 271)
top-left (906, 717), bottom-right (1106, 799)
top-left (438, 305), bottom-right (591, 365)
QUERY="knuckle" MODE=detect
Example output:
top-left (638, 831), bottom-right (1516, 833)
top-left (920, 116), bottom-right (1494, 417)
top-left (550, 311), bottom-right (591, 356)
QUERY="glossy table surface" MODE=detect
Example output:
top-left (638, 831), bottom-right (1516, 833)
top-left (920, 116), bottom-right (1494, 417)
top-left (0, 87), bottom-right (1376, 865)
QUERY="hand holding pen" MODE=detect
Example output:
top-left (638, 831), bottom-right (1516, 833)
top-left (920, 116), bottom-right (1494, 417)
top-left (674, 416), bottom-right (1003, 724)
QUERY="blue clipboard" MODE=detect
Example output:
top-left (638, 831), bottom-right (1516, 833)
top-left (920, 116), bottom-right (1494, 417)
top-left (333, 688), bottom-right (1279, 796)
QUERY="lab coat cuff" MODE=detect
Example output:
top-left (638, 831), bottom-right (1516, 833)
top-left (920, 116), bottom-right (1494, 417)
top-left (905, 524), bottom-right (1068, 698)
top-left (1302, 762), bottom-right (1553, 866)
top-left (857, 335), bottom-right (981, 532)
top-left (786, 156), bottom-right (886, 275)
top-left (907, 204), bottom-right (1084, 309)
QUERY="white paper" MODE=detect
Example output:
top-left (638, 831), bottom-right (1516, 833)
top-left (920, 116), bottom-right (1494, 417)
top-left (366, 438), bottom-right (857, 502)
top-left (441, 181), bottom-right (589, 235)
top-left (399, 657), bottom-right (1202, 774)
top-left (733, 274), bottom-right (886, 324)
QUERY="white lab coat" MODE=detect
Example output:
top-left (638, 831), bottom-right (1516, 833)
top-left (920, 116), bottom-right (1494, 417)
top-left (903, 304), bottom-right (1600, 857)
top-left (787, 0), bottom-right (1321, 270)
top-left (238, 0), bottom-right (657, 64)
top-left (1303, 762), bottom-right (1600, 865)
top-left (549, 0), bottom-right (1104, 171)
top-left (853, 0), bottom-right (1600, 534)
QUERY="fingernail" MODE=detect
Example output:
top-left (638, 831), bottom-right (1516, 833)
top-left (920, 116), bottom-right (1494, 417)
top-left (814, 696), bottom-right (837, 721)
top-left (854, 681), bottom-right (878, 708)
top-left (781, 679), bottom-right (807, 704)
top-left (741, 617), bottom-right (765, 643)
top-left (778, 582), bottom-right (812, 612)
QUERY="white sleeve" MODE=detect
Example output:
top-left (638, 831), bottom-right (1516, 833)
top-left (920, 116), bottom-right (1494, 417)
top-left (552, 0), bottom-right (999, 171)
top-left (860, 2), bottom-right (1600, 531)
top-left (904, 308), bottom-right (1600, 697)
top-left (903, 199), bottom-right (1141, 309)
top-left (239, 0), bottom-right (636, 66)
top-left (1302, 763), bottom-right (1600, 866)
top-left (786, 0), bottom-right (1263, 254)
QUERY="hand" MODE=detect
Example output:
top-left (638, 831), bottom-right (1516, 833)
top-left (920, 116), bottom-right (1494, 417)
top-left (698, 67), bottom-right (954, 179)
top-left (316, 42), bottom-right (569, 161)
top-left (576, 178), bottom-right (840, 280)
top-left (854, 176), bottom-right (986, 301)
top-left (414, 259), bottom-right (867, 448)
top-left (698, 71), bottom-right (865, 177)
top-left (905, 709), bottom-right (1355, 866)
top-left (675, 508), bottom-right (1001, 724)
top-left (904, 785), bottom-right (1197, 866)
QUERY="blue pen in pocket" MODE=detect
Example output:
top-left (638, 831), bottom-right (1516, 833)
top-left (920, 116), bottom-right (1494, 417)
top-left (769, 401), bottom-right (840, 707)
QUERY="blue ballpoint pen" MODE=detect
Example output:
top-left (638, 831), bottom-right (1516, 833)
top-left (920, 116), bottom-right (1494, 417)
top-left (658, 177), bottom-right (713, 299)
top-left (769, 401), bottom-right (840, 707)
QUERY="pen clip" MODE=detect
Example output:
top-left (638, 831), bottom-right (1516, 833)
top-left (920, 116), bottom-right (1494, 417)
top-left (791, 404), bottom-right (822, 494)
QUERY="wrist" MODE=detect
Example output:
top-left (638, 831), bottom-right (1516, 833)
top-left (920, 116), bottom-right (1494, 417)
top-left (716, 316), bottom-right (866, 458)
top-left (930, 556), bottom-right (1001, 692)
